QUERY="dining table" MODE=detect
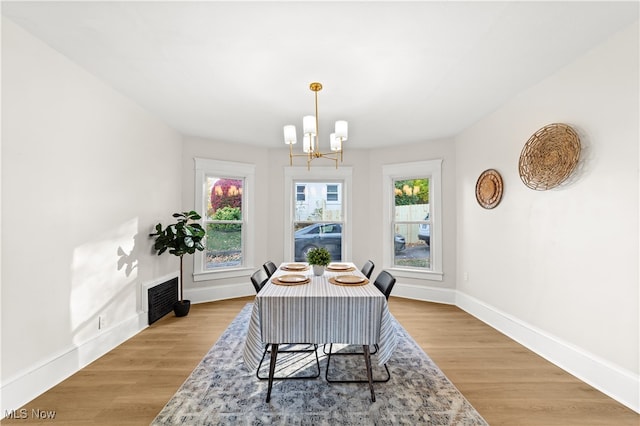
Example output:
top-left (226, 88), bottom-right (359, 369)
top-left (242, 262), bottom-right (398, 402)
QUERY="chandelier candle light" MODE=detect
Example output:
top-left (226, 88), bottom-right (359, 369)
top-left (284, 82), bottom-right (348, 169)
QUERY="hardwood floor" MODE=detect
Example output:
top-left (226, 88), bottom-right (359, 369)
top-left (2, 296), bottom-right (638, 425)
top-left (388, 298), bottom-right (638, 426)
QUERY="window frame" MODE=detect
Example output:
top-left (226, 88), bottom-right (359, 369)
top-left (382, 160), bottom-right (443, 281)
top-left (284, 167), bottom-right (353, 262)
top-left (193, 158), bottom-right (255, 281)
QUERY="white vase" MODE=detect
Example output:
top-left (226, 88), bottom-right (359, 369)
top-left (312, 265), bottom-right (325, 276)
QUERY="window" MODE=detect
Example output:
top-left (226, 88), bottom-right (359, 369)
top-left (382, 160), bottom-right (442, 280)
top-left (194, 158), bottom-right (255, 280)
top-left (296, 185), bottom-right (306, 202)
top-left (293, 181), bottom-right (343, 262)
top-left (284, 167), bottom-right (353, 263)
top-left (326, 184), bottom-right (339, 202)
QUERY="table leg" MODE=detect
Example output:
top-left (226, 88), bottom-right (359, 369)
top-left (266, 343), bottom-right (278, 402)
top-left (363, 345), bottom-right (376, 402)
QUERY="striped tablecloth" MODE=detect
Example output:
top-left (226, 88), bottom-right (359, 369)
top-left (242, 263), bottom-right (398, 371)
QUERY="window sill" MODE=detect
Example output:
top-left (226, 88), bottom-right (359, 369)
top-left (193, 267), bottom-right (254, 282)
top-left (386, 267), bottom-right (443, 282)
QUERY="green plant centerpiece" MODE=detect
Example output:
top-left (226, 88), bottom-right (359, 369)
top-left (149, 211), bottom-right (205, 317)
top-left (306, 247), bottom-right (331, 276)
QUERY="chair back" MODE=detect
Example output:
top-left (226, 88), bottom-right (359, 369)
top-left (373, 270), bottom-right (396, 300)
top-left (263, 261), bottom-right (277, 277)
top-left (360, 260), bottom-right (375, 279)
top-left (251, 269), bottom-right (269, 293)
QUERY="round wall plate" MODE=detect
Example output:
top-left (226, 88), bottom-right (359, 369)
top-left (519, 123), bottom-right (581, 190)
top-left (475, 169), bottom-right (504, 209)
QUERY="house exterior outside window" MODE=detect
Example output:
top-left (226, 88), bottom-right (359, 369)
top-left (296, 185), bottom-right (306, 202)
top-left (382, 160), bottom-right (442, 281)
top-left (326, 184), bottom-right (339, 203)
top-left (292, 181), bottom-right (343, 262)
top-left (284, 167), bottom-right (353, 263)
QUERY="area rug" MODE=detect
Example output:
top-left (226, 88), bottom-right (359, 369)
top-left (151, 304), bottom-right (488, 425)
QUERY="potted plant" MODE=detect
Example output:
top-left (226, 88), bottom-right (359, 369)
top-left (306, 247), bottom-right (331, 276)
top-left (149, 211), bottom-right (205, 317)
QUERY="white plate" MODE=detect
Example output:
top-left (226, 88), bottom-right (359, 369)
top-left (328, 264), bottom-right (351, 270)
top-left (335, 275), bottom-right (365, 284)
top-left (284, 263), bottom-right (307, 270)
top-left (278, 274), bottom-right (308, 283)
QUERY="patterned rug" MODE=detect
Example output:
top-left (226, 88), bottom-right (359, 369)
top-left (151, 304), bottom-right (488, 425)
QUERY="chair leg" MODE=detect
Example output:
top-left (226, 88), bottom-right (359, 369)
top-left (266, 343), bottom-right (278, 403)
top-left (363, 345), bottom-right (375, 402)
top-left (325, 343), bottom-right (391, 383)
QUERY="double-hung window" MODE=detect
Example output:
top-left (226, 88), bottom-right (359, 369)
top-left (382, 160), bottom-right (442, 281)
top-left (285, 167), bottom-right (352, 263)
top-left (193, 158), bottom-right (255, 280)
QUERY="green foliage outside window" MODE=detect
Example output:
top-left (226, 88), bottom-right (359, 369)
top-left (394, 179), bottom-right (429, 205)
top-left (210, 206), bottom-right (241, 231)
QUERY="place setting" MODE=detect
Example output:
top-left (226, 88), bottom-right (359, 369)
top-left (325, 263), bottom-right (356, 272)
top-left (328, 275), bottom-right (369, 286)
top-left (280, 263), bottom-right (310, 272)
top-left (271, 274), bottom-right (310, 286)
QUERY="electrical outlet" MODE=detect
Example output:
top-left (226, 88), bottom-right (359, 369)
top-left (463, 272), bottom-right (469, 281)
top-left (98, 316), bottom-right (106, 330)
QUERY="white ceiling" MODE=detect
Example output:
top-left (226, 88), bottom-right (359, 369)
top-left (2, 1), bottom-right (638, 149)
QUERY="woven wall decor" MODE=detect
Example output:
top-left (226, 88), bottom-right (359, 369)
top-left (475, 169), bottom-right (503, 209)
top-left (519, 123), bottom-right (581, 190)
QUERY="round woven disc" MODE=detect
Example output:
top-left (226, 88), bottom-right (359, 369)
top-left (519, 123), bottom-right (580, 190)
top-left (475, 169), bottom-right (503, 209)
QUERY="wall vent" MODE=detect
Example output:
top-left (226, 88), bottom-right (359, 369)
top-left (147, 277), bottom-right (178, 324)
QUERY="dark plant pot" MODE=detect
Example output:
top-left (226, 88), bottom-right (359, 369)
top-left (173, 300), bottom-right (191, 317)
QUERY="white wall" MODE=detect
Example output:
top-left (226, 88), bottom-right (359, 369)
top-left (455, 22), bottom-right (639, 411)
top-left (1, 19), bottom-right (183, 412)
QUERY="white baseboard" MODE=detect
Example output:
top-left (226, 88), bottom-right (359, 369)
top-left (186, 282), bottom-right (254, 304)
top-left (455, 291), bottom-right (639, 414)
top-left (392, 282), bottom-right (456, 304)
top-left (1, 312), bottom-right (147, 416)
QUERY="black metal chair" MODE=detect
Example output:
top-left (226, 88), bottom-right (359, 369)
top-left (325, 270), bottom-right (396, 383)
top-left (251, 268), bottom-right (320, 381)
top-left (373, 270), bottom-right (396, 300)
top-left (263, 260), bottom-right (278, 277)
top-left (360, 260), bottom-right (375, 279)
top-left (251, 269), bottom-right (269, 293)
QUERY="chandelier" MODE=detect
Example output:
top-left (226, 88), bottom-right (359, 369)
top-left (284, 82), bottom-right (348, 169)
